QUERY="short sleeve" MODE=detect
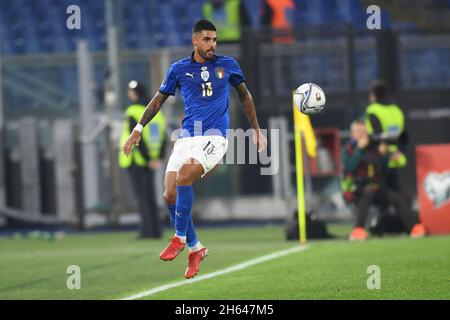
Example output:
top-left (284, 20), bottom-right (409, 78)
top-left (228, 58), bottom-right (246, 88)
top-left (159, 64), bottom-right (178, 96)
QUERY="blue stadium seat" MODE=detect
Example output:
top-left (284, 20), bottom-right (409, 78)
top-left (130, 0), bottom-right (153, 49)
top-left (354, 37), bottom-right (378, 91)
top-left (123, 62), bottom-right (150, 88)
top-left (294, 0), bottom-right (324, 26)
top-left (157, 3), bottom-right (182, 47)
top-left (0, 7), bottom-right (15, 54)
top-left (58, 65), bottom-right (79, 99)
top-left (21, 8), bottom-right (43, 53)
top-left (0, 0), bottom-right (392, 54)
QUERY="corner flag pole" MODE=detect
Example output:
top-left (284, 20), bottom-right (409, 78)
top-left (293, 92), bottom-right (307, 244)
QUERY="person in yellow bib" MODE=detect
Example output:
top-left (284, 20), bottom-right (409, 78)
top-left (119, 80), bottom-right (167, 239)
top-left (203, 0), bottom-right (241, 43)
top-left (365, 80), bottom-right (407, 192)
top-left (363, 80), bottom-right (426, 238)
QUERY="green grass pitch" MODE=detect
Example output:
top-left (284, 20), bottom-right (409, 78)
top-left (0, 224), bottom-right (449, 300)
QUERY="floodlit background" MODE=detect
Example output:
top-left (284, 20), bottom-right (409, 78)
top-left (0, 0), bottom-right (449, 300)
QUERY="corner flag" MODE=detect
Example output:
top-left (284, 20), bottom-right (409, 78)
top-left (293, 92), bottom-right (317, 244)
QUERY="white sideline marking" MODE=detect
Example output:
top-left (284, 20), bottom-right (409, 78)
top-left (121, 245), bottom-right (309, 300)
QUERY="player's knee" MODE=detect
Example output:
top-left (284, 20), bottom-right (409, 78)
top-left (176, 171), bottom-right (193, 186)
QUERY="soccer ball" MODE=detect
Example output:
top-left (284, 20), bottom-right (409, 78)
top-left (293, 83), bottom-right (326, 115)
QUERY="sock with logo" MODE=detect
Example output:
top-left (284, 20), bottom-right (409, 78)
top-left (175, 185), bottom-right (194, 238)
top-left (168, 203), bottom-right (196, 245)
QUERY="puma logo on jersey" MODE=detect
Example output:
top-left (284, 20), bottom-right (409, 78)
top-left (186, 72), bottom-right (194, 78)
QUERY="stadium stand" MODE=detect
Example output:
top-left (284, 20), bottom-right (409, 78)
top-left (0, 0), bottom-right (449, 113)
top-left (0, 0), bottom-right (398, 54)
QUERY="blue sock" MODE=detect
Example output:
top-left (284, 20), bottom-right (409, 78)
top-left (167, 205), bottom-right (176, 226)
top-left (175, 186), bottom-right (193, 237)
top-left (168, 204), bottom-right (197, 246)
top-left (186, 219), bottom-right (198, 248)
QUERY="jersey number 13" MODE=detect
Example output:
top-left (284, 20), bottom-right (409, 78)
top-left (201, 82), bottom-right (213, 97)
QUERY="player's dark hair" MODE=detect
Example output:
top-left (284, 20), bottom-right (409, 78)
top-left (192, 19), bottom-right (216, 33)
top-left (370, 80), bottom-right (390, 102)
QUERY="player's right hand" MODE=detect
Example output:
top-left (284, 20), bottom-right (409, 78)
top-left (253, 129), bottom-right (268, 152)
top-left (123, 130), bottom-right (141, 157)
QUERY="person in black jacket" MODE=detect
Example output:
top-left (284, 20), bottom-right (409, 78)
top-left (341, 120), bottom-right (425, 240)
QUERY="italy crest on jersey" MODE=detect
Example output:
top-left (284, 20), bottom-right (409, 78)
top-left (215, 67), bottom-right (225, 79)
top-left (201, 66), bottom-right (209, 82)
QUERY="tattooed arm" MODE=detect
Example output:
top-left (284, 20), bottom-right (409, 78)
top-left (139, 92), bottom-right (169, 127)
top-left (236, 82), bottom-right (259, 130)
top-left (123, 92), bottom-right (169, 157)
top-left (236, 82), bottom-right (267, 152)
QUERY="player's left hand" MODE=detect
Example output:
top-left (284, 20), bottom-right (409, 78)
top-left (253, 129), bottom-right (268, 152)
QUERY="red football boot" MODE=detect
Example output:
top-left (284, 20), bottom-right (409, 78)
top-left (159, 236), bottom-right (185, 261)
top-left (410, 223), bottom-right (426, 239)
top-left (185, 248), bottom-right (208, 279)
top-left (349, 227), bottom-right (368, 241)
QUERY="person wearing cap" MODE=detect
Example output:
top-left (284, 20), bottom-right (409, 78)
top-left (119, 80), bottom-right (167, 239)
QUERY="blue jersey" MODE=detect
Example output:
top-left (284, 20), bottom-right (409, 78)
top-left (159, 53), bottom-right (246, 138)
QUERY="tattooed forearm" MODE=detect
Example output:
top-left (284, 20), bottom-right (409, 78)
top-left (138, 92), bottom-right (169, 127)
top-left (139, 105), bottom-right (159, 127)
top-left (237, 83), bottom-right (260, 130)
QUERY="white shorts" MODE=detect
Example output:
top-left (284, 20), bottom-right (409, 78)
top-left (166, 135), bottom-right (228, 177)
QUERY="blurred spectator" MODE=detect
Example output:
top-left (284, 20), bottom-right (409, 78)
top-left (259, 0), bottom-right (296, 96)
top-left (118, 81), bottom-right (167, 239)
top-left (203, 0), bottom-right (241, 42)
top-left (341, 120), bottom-right (426, 240)
top-left (260, 0), bottom-right (295, 43)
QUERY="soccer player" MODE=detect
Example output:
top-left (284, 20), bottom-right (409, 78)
top-left (122, 19), bottom-right (267, 279)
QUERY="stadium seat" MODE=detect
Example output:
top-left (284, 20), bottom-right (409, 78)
top-left (157, 3), bottom-right (182, 47)
top-left (1, 0), bottom-right (447, 114)
top-left (354, 36), bottom-right (378, 91)
top-left (0, 8), bottom-right (15, 54)
top-left (241, 0), bottom-right (262, 28)
top-left (0, 0), bottom-right (392, 53)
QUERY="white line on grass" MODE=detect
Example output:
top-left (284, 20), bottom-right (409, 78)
top-left (121, 244), bottom-right (309, 300)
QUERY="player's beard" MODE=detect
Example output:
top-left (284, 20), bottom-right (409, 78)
top-left (199, 48), bottom-right (215, 60)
